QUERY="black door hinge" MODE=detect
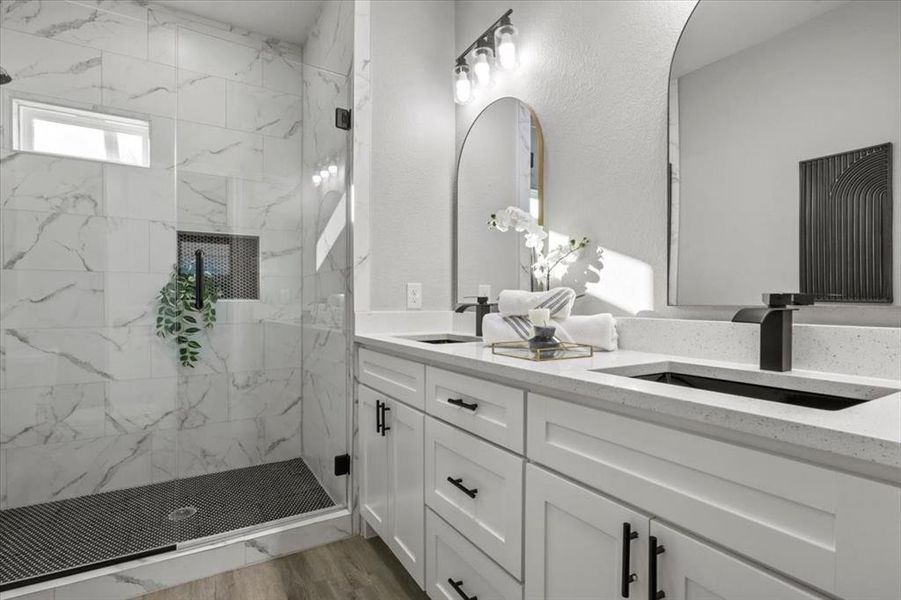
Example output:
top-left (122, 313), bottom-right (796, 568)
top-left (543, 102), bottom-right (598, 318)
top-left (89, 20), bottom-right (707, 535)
top-left (335, 108), bottom-right (352, 130)
top-left (334, 453), bottom-right (351, 476)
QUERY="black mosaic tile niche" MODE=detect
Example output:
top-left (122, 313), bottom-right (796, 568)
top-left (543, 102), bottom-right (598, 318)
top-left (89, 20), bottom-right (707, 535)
top-left (177, 231), bottom-right (260, 300)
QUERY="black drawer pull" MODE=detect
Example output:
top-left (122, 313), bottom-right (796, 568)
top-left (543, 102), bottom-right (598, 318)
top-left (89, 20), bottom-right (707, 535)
top-left (448, 578), bottom-right (477, 600)
top-left (380, 404), bottom-right (391, 436)
top-left (447, 397), bottom-right (478, 411)
top-left (649, 535), bottom-right (666, 600)
top-left (447, 477), bottom-right (478, 498)
top-left (621, 522), bottom-right (638, 597)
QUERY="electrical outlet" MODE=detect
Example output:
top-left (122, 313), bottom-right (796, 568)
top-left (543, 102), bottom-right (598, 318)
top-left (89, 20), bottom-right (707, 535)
top-left (406, 282), bottom-right (422, 309)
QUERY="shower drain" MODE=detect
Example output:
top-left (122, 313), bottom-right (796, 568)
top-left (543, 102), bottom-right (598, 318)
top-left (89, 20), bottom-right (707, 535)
top-left (167, 506), bottom-right (198, 521)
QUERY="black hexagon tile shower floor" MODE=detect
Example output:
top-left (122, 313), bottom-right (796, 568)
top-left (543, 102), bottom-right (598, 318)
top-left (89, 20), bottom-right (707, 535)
top-left (0, 458), bottom-right (335, 587)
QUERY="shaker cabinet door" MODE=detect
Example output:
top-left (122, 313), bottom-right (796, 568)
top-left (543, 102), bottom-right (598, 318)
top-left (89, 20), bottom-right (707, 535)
top-left (386, 398), bottom-right (425, 587)
top-left (359, 385), bottom-right (389, 538)
top-left (525, 464), bottom-right (649, 600)
top-left (649, 521), bottom-right (827, 600)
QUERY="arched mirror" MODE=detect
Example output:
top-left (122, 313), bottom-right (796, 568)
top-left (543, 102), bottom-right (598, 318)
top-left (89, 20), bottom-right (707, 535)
top-left (668, 0), bottom-right (899, 312)
top-left (454, 97), bottom-right (543, 304)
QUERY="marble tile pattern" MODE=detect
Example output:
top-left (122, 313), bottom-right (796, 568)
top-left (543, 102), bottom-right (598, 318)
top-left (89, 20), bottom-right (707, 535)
top-left (0, 0), bottom-right (352, 510)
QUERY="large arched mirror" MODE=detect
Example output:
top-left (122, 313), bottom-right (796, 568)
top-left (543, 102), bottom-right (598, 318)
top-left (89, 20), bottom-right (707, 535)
top-left (668, 0), bottom-right (899, 312)
top-left (454, 97), bottom-right (543, 305)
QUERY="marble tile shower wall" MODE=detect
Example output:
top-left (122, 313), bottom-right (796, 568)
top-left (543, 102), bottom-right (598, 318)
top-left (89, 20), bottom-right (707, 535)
top-left (0, 0), bottom-right (354, 510)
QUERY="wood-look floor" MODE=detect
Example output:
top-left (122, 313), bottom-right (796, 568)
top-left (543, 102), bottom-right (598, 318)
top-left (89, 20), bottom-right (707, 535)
top-left (141, 536), bottom-right (428, 600)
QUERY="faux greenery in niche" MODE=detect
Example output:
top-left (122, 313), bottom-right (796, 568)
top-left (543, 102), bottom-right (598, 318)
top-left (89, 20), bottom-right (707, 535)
top-left (156, 268), bottom-right (220, 367)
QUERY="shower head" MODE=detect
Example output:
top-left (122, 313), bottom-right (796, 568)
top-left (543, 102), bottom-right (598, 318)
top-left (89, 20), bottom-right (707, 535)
top-left (0, 66), bottom-right (11, 85)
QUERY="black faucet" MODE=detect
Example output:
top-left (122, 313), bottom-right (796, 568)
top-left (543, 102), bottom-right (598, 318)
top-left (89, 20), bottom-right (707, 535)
top-left (454, 296), bottom-right (495, 337)
top-left (732, 293), bottom-right (814, 372)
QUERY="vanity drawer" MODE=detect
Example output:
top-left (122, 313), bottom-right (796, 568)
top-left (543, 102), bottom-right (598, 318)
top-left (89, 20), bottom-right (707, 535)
top-left (426, 509), bottom-right (522, 600)
top-left (425, 416), bottom-right (524, 579)
top-left (358, 348), bottom-right (425, 409)
top-left (527, 393), bottom-right (901, 600)
top-left (425, 366), bottom-right (525, 452)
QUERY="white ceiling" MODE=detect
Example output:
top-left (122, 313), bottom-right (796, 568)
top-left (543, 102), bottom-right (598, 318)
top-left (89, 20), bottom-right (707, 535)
top-left (152, 0), bottom-right (323, 45)
top-left (672, 0), bottom-right (850, 77)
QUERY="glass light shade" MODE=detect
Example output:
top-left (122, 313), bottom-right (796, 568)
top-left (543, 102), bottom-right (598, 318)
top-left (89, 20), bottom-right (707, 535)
top-left (319, 168), bottom-right (329, 179)
top-left (494, 24), bottom-right (519, 70)
top-left (454, 64), bottom-right (474, 104)
top-left (473, 46), bottom-right (493, 87)
top-left (312, 173), bottom-right (322, 186)
top-left (328, 163), bottom-right (338, 175)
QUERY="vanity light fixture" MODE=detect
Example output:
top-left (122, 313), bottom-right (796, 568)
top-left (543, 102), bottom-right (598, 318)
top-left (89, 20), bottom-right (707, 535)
top-left (454, 59), bottom-right (474, 105)
top-left (494, 16), bottom-right (519, 70)
top-left (473, 39), bottom-right (494, 87)
top-left (454, 9), bottom-right (518, 104)
top-left (328, 162), bottom-right (338, 176)
top-left (312, 173), bottom-right (322, 186)
top-left (319, 166), bottom-right (330, 179)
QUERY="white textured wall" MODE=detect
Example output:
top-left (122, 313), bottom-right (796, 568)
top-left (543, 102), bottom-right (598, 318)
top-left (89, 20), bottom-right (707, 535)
top-left (369, 0), bottom-right (456, 310)
top-left (676, 1), bottom-right (901, 307)
top-left (456, 0), bottom-right (695, 318)
top-left (455, 0), bottom-right (900, 325)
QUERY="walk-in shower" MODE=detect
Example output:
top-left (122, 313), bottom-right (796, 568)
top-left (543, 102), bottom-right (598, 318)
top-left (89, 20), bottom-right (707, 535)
top-left (0, 0), bottom-right (354, 591)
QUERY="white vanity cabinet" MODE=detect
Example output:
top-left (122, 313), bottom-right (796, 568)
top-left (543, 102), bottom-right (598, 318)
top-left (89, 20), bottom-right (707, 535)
top-left (358, 384), bottom-right (425, 587)
top-left (527, 392), bottom-right (901, 600)
top-left (356, 345), bottom-right (901, 600)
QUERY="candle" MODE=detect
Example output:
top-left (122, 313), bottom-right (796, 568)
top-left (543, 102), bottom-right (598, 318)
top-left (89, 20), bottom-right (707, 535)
top-left (529, 308), bottom-right (551, 327)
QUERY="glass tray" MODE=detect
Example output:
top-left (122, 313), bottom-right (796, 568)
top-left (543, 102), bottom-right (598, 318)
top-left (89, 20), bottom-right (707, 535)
top-left (491, 341), bottom-right (594, 362)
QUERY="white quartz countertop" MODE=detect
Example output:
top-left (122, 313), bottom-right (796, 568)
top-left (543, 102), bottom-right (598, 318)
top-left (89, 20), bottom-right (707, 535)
top-left (355, 332), bottom-right (901, 481)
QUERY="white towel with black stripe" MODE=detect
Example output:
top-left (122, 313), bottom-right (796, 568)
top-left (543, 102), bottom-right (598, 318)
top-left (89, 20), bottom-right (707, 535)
top-left (497, 287), bottom-right (577, 320)
top-left (482, 312), bottom-right (618, 352)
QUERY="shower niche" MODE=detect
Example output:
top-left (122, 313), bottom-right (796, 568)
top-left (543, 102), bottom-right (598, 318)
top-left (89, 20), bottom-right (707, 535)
top-left (177, 231), bottom-right (261, 300)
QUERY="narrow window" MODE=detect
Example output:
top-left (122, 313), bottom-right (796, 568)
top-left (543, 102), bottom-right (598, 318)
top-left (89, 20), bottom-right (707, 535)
top-left (12, 99), bottom-right (150, 168)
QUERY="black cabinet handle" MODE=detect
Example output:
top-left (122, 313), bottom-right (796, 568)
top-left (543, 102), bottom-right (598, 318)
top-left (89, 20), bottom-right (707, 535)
top-left (447, 578), bottom-right (477, 600)
top-left (447, 477), bottom-right (478, 498)
top-left (447, 397), bottom-right (478, 411)
top-left (621, 522), bottom-right (638, 598)
top-left (380, 404), bottom-right (391, 436)
top-left (375, 400), bottom-right (383, 434)
top-left (194, 249), bottom-right (204, 310)
top-left (649, 535), bottom-right (665, 600)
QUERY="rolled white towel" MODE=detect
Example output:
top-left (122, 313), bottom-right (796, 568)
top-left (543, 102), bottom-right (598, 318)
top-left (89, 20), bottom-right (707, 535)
top-left (554, 314), bottom-right (618, 351)
top-left (482, 313), bottom-right (533, 345)
top-left (498, 287), bottom-right (576, 320)
top-left (482, 312), bottom-right (618, 352)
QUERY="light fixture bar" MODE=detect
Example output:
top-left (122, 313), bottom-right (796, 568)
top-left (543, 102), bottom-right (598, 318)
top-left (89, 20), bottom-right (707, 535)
top-left (455, 9), bottom-right (513, 64)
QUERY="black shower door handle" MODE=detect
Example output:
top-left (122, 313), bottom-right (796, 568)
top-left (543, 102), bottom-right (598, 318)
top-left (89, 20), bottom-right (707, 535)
top-left (194, 249), bottom-right (204, 310)
top-left (447, 578), bottom-right (477, 600)
top-left (621, 522), bottom-right (638, 597)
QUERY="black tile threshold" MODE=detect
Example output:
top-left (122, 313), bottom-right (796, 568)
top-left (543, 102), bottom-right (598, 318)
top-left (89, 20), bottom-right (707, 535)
top-left (0, 458), bottom-right (335, 590)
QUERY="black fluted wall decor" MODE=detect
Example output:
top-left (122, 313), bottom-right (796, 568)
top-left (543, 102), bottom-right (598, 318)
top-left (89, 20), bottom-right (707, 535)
top-left (799, 143), bottom-right (893, 303)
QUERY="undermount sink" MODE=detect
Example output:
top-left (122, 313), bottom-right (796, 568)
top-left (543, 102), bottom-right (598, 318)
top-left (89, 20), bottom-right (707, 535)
top-left (594, 362), bottom-right (899, 411)
top-left (399, 333), bottom-right (482, 344)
